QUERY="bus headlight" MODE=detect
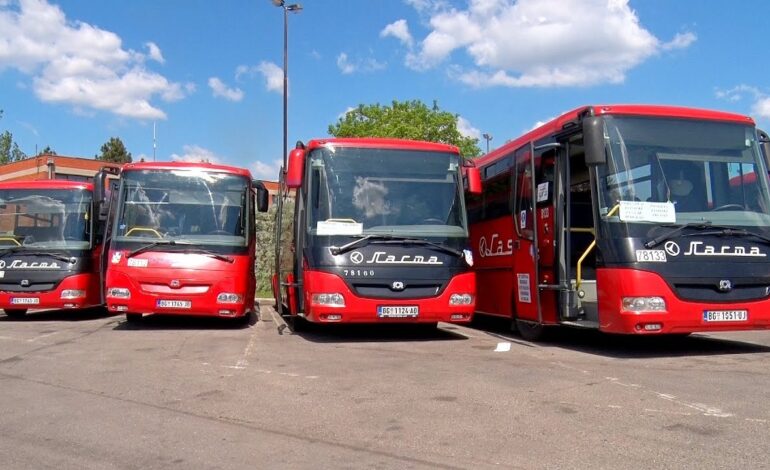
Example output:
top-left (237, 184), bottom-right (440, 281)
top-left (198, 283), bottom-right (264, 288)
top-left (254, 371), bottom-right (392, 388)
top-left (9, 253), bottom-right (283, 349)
top-left (311, 293), bottom-right (345, 307)
top-left (107, 287), bottom-right (131, 299)
top-left (217, 293), bottom-right (243, 304)
top-left (449, 293), bottom-right (474, 306)
top-left (60, 289), bottom-right (86, 299)
top-left (622, 297), bottom-right (666, 312)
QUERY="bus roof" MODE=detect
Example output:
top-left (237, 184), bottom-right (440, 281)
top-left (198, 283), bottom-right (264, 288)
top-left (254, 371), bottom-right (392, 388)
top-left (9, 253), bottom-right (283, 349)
top-left (120, 161), bottom-right (253, 179)
top-left (476, 104), bottom-right (756, 167)
top-left (0, 180), bottom-right (93, 191)
top-left (304, 137), bottom-right (460, 154)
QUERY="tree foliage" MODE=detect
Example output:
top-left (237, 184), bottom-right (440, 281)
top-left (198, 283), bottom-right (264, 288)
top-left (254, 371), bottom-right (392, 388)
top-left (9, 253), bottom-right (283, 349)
top-left (37, 146), bottom-right (57, 156)
top-left (328, 99), bottom-right (481, 157)
top-left (0, 110), bottom-right (27, 164)
top-left (96, 137), bottom-right (132, 164)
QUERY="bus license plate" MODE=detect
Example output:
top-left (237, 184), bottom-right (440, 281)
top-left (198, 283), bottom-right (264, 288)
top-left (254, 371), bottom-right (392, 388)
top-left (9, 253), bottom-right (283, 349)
top-left (377, 306), bottom-right (419, 318)
top-left (703, 310), bottom-right (748, 322)
top-left (11, 297), bottom-right (39, 305)
top-left (157, 300), bottom-right (192, 309)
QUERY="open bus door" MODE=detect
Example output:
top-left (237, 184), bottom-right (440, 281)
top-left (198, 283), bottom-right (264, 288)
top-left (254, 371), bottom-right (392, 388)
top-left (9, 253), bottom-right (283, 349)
top-left (93, 167), bottom-right (120, 304)
top-left (511, 142), bottom-right (561, 339)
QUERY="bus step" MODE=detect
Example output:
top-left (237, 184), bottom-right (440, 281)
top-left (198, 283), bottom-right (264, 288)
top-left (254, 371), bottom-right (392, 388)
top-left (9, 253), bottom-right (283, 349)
top-left (561, 320), bottom-right (600, 329)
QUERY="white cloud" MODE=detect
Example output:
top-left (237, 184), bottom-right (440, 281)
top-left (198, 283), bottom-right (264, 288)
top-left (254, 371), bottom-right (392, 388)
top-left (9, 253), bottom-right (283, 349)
top-left (337, 53), bottom-right (356, 74)
top-left (717, 85), bottom-right (770, 121)
top-left (208, 77), bottom-right (244, 102)
top-left (251, 159), bottom-right (282, 182)
top-left (456, 116), bottom-right (481, 140)
top-left (145, 42), bottom-right (164, 63)
top-left (258, 61), bottom-right (283, 93)
top-left (170, 145), bottom-right (222, 164)
top-left (336, 52), bottom-right (386, 75)
top-left (381, 19), bottom-right (413, 48)
top-left (403, 0), bottom-right (696, 88)
top-left (337, 106), bottom-right (357, 120)
top-left (0, 0), bottom-right (189, 119)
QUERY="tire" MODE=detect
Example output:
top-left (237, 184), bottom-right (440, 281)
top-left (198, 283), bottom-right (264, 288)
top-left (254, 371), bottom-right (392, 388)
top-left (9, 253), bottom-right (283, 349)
top-left (4, 309), bottom-right (27, 319)
top-left (289, 315), bottom-right (306, 332)
top-left (513, 317), bottom-right (548, 342)
top-left (125, 313), bottom-right (142, 324)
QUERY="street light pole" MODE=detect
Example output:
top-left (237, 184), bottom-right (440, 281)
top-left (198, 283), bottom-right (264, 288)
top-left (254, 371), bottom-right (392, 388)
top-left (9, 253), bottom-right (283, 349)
top-left (482, 133), bottom-right (493, 154)
top-left (272, 0), bottom-right (302, 171)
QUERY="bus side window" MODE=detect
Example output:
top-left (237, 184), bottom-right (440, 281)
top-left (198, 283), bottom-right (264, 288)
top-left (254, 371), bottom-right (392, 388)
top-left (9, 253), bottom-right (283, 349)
top-left (514, 145), bottom-right (533, 239)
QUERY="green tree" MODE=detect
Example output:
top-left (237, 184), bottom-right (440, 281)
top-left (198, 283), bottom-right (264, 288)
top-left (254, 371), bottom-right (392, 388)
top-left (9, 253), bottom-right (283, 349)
top-left (0, 110), bottom-right (27, 164)
top-left (37, 146), bottom-right (57, 156)
top-left (96, 137), bottom-right (132, 164)
top-left (328, 99), bottom-right (481, 157)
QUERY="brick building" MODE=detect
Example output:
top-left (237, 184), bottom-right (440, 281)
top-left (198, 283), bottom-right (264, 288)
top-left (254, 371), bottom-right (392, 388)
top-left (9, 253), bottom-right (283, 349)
top-left (0, 155), bottom-right (121, 182)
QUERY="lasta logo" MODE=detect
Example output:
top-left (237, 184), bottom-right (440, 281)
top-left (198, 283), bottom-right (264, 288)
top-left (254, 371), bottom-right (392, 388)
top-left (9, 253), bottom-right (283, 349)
top-left (478, 234), bottom-right (513, 258)
top-left (0, 259), bottom-right (62, 270)
top-left (664, 241), bottom-right (766, 258)
top-left (349, 251), bottom-right (443, 265)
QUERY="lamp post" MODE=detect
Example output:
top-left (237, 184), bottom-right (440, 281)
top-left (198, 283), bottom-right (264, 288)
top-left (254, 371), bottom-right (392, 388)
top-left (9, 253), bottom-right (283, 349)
top-left (272, 0), bottom-right (303, 171)
top-left (482, 133), bottom-right (493, 153)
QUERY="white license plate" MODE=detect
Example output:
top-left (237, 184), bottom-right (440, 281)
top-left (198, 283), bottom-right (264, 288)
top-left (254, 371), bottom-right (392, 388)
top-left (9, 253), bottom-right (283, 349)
top-left (157, 300), bottom-right (192, 309)
top-left (11, 297), bottom-right (39, 305)
top-left (635, 250), bottom-right (666, 262)
top-left (703, 310), bottom-right (748, 322)
top-left (377, 306), bottom-right (419, 318)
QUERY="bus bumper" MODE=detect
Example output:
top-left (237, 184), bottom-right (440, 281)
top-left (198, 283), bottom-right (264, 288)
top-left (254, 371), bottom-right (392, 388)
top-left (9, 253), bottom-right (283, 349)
top-left (0, 273), bottom-right (100, 312)
top-left (597, 268), bottom-right (770, 334)
top-left (301, 270), bottom-right (475, 324)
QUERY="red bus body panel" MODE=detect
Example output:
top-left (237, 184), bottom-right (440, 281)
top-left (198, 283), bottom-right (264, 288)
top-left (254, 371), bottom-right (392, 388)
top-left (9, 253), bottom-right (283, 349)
top-left (301, 270), bottom-right (475, 323)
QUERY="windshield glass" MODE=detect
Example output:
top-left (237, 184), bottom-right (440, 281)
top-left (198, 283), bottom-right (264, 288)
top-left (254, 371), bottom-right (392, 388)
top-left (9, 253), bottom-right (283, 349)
top-left (306, 145), bottom-right (468, 238)
top-left (114, 170), bottom-right (249, 246)
top-left (597, 116), bottom-right (770, 228)
top-left (0, 188), bottom-right (92, 250)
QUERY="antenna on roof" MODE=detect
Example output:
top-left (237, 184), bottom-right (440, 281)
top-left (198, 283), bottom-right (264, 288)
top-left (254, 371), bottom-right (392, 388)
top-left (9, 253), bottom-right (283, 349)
top-left (153, 121), bottom-right (157, 162)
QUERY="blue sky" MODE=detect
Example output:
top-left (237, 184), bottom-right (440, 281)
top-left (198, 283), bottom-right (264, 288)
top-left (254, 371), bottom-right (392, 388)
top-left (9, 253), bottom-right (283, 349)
top-left (1, 0), bottom-right (769, 180)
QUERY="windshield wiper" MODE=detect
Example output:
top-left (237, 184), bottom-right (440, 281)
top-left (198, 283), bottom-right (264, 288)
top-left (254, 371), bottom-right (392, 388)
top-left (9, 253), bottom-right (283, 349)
top-left (645, 222), bottom-right (746, 248)
top-left (175, 248), bottom-right (234, 263)
top-left (330, 235), bottom-right (396, 256)
top-left (127, 240), bottom-right (185, 258)
top-left (686, 228), bottom-right (770, 246)
top-left (330, 235), bottom-right (463, 258)
top-left (0, 248), bottom-right (75, 263)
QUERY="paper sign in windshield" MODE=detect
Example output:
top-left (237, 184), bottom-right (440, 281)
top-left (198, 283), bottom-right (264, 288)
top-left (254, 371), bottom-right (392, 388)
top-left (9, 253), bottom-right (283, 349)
top-left (619, 201), bottom-right (676, 223)
top-left (317, 220), bottom-right (363, 236)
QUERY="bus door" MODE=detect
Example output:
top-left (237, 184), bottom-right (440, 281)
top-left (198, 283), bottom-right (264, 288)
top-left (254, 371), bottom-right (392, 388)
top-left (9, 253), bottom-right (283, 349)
top-left (533, 145), bottom-right (560, 325)
top-left (512, 145), bottom-right (538, 323)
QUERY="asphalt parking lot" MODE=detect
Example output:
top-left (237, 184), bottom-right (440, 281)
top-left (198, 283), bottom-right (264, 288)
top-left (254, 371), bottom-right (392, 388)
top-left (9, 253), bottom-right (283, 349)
top-left (1, 302), bottom-right (769, 469)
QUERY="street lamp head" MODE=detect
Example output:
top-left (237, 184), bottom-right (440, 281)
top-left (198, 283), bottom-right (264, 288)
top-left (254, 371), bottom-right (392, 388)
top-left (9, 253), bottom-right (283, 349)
top-left (482, 133), bottom-right (492, 141)
top-left (286, 3), bottom-right (302, 12)
top-left (271, 0), bottom-right (284, 6)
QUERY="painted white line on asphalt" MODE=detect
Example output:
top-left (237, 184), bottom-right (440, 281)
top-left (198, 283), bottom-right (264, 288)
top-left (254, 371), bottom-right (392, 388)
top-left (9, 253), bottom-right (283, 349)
top-left (606, 376), bottom-right (734, 418)
top-left (27, 331), bottom-right (61, 343)
top-left (494, 342), bottom-right (511, 352)
top-left (232, 324), bottom-right (260, 370)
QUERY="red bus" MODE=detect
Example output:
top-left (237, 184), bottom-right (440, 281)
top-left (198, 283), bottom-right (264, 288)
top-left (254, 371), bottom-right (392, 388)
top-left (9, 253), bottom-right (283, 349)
top-left (98, 161), bottom-right (268, 323)
top-left (467, 105), bottom-right (770, 339)
top-left (0, 179), bottom-right (111, 317)
top-left (274, 138), bottom-right (481, 328)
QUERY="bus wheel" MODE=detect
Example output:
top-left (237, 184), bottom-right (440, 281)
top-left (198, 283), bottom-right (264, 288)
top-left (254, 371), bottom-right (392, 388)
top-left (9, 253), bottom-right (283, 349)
top-left (126, 314), bottom-right (142, 324)
top-left (289, 315), bottom-right (306, 332)
top-left (4, 309), bottom-right (27, 319)
top-left (513, 318), bottom-right (547, 342)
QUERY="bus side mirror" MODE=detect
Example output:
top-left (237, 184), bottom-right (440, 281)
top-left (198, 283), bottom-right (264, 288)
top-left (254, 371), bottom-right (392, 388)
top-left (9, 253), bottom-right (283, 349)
top-left (254, 180), bottom-right (269, 213)
top-left (466, 167), bottom-right (482, 194)
top-left (93, 166), bottom-right (120, 221)
top-left (583, 116), bottom-right (606, 166)
top-left (759, 129), bottom-right (770, 168)
top-left (286, 148), bottom-right (305, 189)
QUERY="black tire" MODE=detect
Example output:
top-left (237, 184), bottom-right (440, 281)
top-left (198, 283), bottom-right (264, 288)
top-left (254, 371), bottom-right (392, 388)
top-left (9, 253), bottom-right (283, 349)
top-left (4, 309), bottom-right (27, 319)
top-left (241, 310), bottom-right (258, 326)
top-left (126, 313), bottom-right (142, 324)
top-left (513, 317), bottom-right (548, 342)
top-left (289, 315), bottom-right (306, 332)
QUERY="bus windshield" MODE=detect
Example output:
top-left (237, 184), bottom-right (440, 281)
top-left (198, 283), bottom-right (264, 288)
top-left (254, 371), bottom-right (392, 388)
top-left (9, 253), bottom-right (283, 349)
top-left (114, 170), bottom-right (249, 246)
top-left (306, 146), bottom-right (468, 238)
top-left (0, 188), bottom-right (92, 250)
top-left (597, 116), bottom-right (770, 229)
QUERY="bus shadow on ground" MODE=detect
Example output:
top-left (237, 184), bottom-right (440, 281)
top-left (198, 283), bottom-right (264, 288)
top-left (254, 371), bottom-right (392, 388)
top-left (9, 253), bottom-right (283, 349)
top-left (112, 313), bottom-right (255, 331)
top-left (289, 320), bottom-right (468, 343)
top-left (0, 307), bottom-right (111, 322)
top-left (467, 314), bottom-right (770, 359)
